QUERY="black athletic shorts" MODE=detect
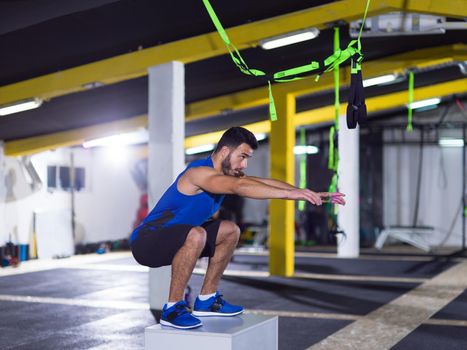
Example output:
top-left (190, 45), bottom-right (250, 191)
top-left (130, 220), bottom-right (221, 268)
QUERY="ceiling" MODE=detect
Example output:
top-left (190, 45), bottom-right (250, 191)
top-left (0, 0), bottom-right (466, 149)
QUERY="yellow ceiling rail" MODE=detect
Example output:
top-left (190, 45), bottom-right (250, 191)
top-left (5, 78), bottom-right (465, 156)
top-left (401, 0), bottom-right (467, 18)
top-left (6, 0), bottom-right (464, 106)
top-left (295, 78), bottom-right (467, 126)
top-left (186, 78), bottom-right (467, 148)
top-left (186, 44), bottom-right (467, 120)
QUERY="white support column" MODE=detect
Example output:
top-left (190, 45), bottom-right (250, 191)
top-left (337, 117), bottom-right (360, 258)
top-left (148, 62), bottom-right (185, 310)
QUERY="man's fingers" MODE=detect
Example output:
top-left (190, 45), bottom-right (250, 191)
top-left (318, 192), bottom-right (345, 198)
top-left (311, 192), bottom-right (322, 206)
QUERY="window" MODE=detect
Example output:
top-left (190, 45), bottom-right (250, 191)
top-left (47, 166), bottom-right (86, 191)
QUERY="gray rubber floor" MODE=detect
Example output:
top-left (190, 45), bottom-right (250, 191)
top-left (0, 251), bottom-right (466, 349)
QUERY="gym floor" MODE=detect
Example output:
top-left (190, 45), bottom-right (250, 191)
top-left (0, 248), bottom-right (466, 350)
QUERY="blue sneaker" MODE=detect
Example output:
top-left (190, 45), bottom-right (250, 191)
top-left (193, 292), bottom-right (243, 317)
top-left (160, 301), bottom-right (202, 329)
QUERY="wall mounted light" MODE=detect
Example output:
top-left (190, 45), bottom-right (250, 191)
top-left (0, 98), bottom-right (43, 116)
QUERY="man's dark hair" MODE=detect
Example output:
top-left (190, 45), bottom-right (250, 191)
top-left (214, 127), bottom-right (258, 153)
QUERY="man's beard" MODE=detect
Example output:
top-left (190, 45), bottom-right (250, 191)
top-left (221, 153), bottom-right (243, 177)
top-left (221, 153), bottom-right (233, 175)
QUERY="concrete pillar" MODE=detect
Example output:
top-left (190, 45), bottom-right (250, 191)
top-left (269, 93), bottom-right (295, 276)
top-left (337, 116), bottom-right (360, 257)
top-left (148, 62), bottom-right (185, 310)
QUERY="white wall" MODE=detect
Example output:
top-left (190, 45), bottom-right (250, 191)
top-left (383, 131), bottom-right (464, 247)
top-left (73, 146), bottom-right (141, 243)
top-left (0, 145), bottom-right (142, 248)
top-left (0, 147), bottom-right (71, 246)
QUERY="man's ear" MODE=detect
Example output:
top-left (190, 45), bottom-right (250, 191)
top-left (220, 146), bottom-right (231, 158)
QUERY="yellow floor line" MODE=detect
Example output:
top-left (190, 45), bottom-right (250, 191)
top-left (307, 261), bottom-right (467, 350)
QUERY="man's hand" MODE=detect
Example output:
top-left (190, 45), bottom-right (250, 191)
top-left (287, 190), bottom-right (346, 206)
top-left (318, 192), bottom-right (346, 205)
top-left (287, 189), bottom-right (324, 205)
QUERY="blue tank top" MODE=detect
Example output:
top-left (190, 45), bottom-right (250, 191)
top-left (130, 156), bottom-right (224, 243)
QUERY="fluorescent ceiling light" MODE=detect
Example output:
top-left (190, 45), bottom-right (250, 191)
top-left (408, 97), bottom-right (441, 110)
top-left (83, 129), bottom-right (148, 148)
top-left (294, 145), bottom-right (319, 155)
top-left (0, 98), bottom-right (43, 116)
top-left (255, 133), bottom-right (267, 141)
top-left (439, 138), bottom-right (464, 147)
top-left (363, 74), bottom-right (398, 87)
top-left (186, 144), bottom-right (215, 155)
top-left (260, 28), bottom-right (320, 50)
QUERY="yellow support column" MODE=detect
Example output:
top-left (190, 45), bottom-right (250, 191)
top-left (269, 92), bottom-right (295, 277)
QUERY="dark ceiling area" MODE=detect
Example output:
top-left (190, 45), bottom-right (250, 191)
top-left (0, 0), bottom-right (466, 143)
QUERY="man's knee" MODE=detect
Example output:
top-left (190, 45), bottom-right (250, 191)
top-left (219, 220), bottom-right (241, 243)
top-left (186, 226), bottom-right (207, 250)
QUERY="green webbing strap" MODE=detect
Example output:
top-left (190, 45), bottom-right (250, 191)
top-left (357, 0), bottom-right (371, 52)
top-left (328, 126), bottom-right (336, 170)
top-left (327, 28), bottom-right (340, 174)
top-left (333, 27), bottom-right (340, 130)
top-left (273, 61), bottom-right (320, 82)
top-left (328, 173), bottom-right (338, 194)
top-left (298, 127), bottom-right (307, 211)
top-left (201, 0), bottom-right (266, 78)
top-left (201, 0), bottom-right (371, 120)
top-left (407, 71), bottom-right (414, 132)
top-left (268, 81), bottom-right (277, 121)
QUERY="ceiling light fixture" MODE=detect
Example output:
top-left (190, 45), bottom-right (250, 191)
top-left (408, 97), bottom-right (441, 110)
top-left (259, 28), bottom-right (320, 50)
top-left (438, 138), bottom-right (464, 148)
top-left (255, 133), bottom-right (267, 141)
top-left (0, 98), bottom-right (43, 116)
top-left (185, 144), bottom-right (215, 155)
top-left (294, 145), bottom-right (319, 155)
top-left (82, 129), bottom-right (148, 148)
top-left (362, 74), bottom-right (399, 87)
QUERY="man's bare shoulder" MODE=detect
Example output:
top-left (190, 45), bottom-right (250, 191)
top-left (184, 166), bottom-right (219, 178)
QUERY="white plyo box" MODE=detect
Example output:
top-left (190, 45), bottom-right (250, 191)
top-left (145, 314), bottom-right (278, 350)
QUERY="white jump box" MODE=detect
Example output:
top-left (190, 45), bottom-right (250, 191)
top-left (145, 314), bottom-right (278, 350)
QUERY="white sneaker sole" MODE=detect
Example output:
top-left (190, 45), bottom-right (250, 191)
top-left (160, 319), bottom-right (203, 329)
top-left (192, 310), bottom-right (244, 317)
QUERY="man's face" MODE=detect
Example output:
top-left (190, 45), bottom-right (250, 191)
top-left (221, 143), bottom-right (254, 177)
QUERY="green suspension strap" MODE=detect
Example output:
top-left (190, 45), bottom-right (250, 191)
top-left (201, 0), bottom-right (266, 78)
top-left (298, 127), bottom-right (307, 211)
top-left (328, 27), bottom-right (340, 174)
top-left (407, 71), bottom-right (414, 132)
top-left (202, 0), bottom-right (371, 121)
top-left (333, 27), bottom-right (340, 130)
top-left (327, 27), bottom-right (340, 216)
top-left (328, 126), bottom-right (336, 171)
top-left (346, 0), bottom-right (369, 129)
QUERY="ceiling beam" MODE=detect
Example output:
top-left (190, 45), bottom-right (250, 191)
top-left (4, 0), bottom-right (464, 106)
top-left (401, 0), bottom-right (467, 18)
top-left (186, 44), bottom-right (467, 120)
top-left (5, 78), bottom-right (466, 157)
top-left (184, 78), bottom-right (467, 148)
top-left (0, 0), bottom-right (391, 106)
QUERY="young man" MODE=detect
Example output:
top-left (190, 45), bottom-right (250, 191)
top-left (130, 127), bottom-right (345, 329)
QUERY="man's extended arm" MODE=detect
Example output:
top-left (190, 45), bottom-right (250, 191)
top-left (186, 167), bottom-right (324, 205)
top-left (245, 175), bottom-right (346, 205)
top-left (246, 176), bottom-right (297, 191)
